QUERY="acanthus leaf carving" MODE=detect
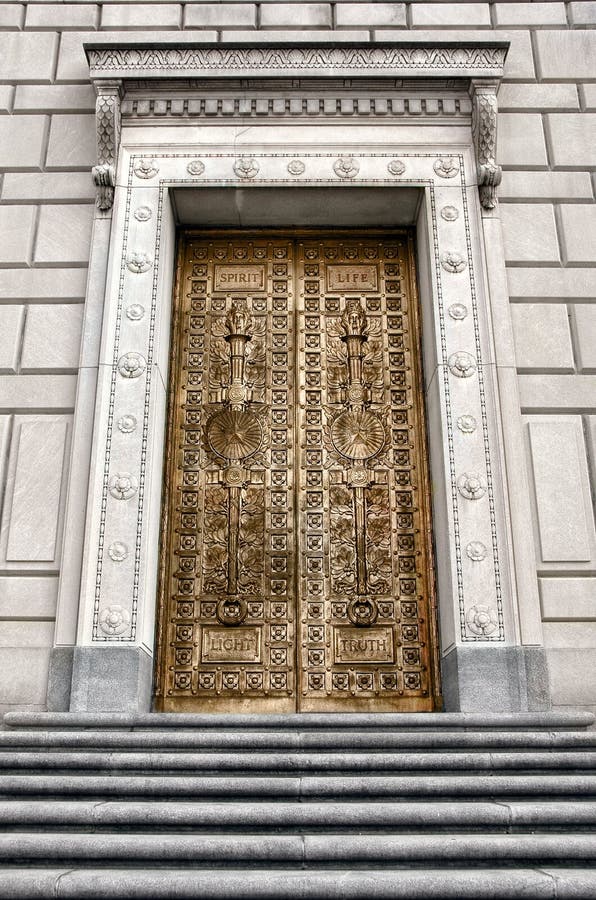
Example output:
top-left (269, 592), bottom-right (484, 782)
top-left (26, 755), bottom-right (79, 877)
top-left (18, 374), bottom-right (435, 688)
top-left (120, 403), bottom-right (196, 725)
top-left (470, 79), bottom-right (502, 210)
top-left (92, 80), bottom-right (122, 212)
top-left (87, 45), bottom-right (507, 79)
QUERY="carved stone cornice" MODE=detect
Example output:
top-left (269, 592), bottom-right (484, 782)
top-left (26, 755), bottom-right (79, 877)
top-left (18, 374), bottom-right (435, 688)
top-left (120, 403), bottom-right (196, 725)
top-left (92, 79), bottom-right (123, 212)
top-left (470, 78), bottom-right (502, 210)
top-left (85, 40), bottom-right (508, 81)
top-left (87, 42), bottom-right (508, 211)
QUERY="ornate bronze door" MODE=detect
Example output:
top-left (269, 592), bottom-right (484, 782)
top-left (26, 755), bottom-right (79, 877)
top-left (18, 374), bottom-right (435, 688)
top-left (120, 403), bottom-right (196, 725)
top-left (155, 231), bottom-right (440, 712)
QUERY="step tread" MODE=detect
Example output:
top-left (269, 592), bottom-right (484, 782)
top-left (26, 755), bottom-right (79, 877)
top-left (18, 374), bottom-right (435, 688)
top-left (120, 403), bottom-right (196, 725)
top-left (4, 711), bottom-right (594, 732)
top-left (1, 866), bottom-right (596, 898)
top-left (1, 799), bottom-right (595, 828)
top-left (2, 750), bottom-right (596, 772)
top-left (2, 773), bottom-right (596, 802)
top-left (2, 831), bottom-right (596, 860)
top-left (2, 731), bottom-right (596, 751)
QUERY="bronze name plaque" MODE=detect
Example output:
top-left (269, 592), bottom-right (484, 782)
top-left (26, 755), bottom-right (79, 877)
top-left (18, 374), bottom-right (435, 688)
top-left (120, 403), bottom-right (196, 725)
top-left (214, 265), bottom-right (265, 292)
top-left (326, 265), bottom-right (378, 292)
top-left (201, 626), bottom-right (262, 663)
top-left (334, 626), bottom-right (394, 664)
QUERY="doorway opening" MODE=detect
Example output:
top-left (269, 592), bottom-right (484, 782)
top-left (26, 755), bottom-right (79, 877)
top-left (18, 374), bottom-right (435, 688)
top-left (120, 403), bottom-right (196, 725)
top-left (154, 229), bottom-right (440, 712)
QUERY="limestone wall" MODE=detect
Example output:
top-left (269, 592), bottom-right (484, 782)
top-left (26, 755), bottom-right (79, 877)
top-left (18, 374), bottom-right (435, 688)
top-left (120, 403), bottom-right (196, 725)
top-left (0, 0), bottom-right (594, 713)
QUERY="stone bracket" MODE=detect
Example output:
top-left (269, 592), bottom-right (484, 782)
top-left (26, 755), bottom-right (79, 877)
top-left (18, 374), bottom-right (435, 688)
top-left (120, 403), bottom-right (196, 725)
top-left (470, 78), bottom-right (502, 210)
top-left (92, 79), bottom-right (123, 212)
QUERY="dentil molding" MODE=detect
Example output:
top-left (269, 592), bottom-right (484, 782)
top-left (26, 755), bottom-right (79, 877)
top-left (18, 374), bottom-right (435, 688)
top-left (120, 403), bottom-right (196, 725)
top-left (86, 39), bottom-right (508, 211)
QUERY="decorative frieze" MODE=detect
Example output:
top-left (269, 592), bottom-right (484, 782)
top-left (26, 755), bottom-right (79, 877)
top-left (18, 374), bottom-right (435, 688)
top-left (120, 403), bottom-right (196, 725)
top-left (86, 43), bottom-right (508, 80)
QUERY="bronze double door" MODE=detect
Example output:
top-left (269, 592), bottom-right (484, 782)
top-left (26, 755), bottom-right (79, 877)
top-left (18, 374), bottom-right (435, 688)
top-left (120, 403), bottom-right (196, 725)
top-left (155, 231), bottom-right (440, 712)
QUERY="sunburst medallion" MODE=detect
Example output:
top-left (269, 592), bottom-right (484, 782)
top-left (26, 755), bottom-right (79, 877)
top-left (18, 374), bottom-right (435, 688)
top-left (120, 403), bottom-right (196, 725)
top-left (207, 409), bottom-right (263, 460)
top-left (330, 409), bottom-right (385, 461)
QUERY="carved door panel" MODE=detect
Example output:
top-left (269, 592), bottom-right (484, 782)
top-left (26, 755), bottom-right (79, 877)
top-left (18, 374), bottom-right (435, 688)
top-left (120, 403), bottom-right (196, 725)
top-left (156, 232), bottom-right (439, 713)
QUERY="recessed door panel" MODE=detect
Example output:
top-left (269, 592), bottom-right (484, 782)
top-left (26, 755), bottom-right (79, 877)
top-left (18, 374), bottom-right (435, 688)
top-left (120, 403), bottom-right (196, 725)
top-left (155, 231), bottom-right (439, 712)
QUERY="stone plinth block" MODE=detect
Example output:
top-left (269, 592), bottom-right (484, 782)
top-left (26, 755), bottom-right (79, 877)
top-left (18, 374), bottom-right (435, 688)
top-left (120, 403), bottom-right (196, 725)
top-left (441, 645), bottom-right (551, 713)
top-left (69, 646), bottom-right (153, 713)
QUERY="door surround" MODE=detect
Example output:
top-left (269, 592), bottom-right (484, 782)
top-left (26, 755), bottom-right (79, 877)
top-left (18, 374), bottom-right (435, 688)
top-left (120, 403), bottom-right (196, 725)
top-left (47, 38), bottom-right (551, 714)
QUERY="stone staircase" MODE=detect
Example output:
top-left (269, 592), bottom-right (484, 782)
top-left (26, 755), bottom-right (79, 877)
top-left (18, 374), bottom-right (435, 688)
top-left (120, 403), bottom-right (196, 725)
top-left (1, 711), bottom-right (596, 898)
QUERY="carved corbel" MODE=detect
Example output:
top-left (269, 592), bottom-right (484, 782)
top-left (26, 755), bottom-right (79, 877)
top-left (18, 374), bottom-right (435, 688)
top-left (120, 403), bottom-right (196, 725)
top-left (92, 79), bottom-right (123, 211)
top-left (470, 79), bottom-right (502, 211)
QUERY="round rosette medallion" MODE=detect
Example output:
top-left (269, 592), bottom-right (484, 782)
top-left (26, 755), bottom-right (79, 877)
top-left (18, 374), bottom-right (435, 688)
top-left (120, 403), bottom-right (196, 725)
top-left (330, 409), bottom-right (385, 461)
top-left (207, 409), bottom-right (263, 461)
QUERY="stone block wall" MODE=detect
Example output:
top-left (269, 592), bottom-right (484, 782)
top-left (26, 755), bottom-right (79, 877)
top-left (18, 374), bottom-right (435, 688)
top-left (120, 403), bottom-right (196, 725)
top-left (0, 0), bottom-right (594, 714)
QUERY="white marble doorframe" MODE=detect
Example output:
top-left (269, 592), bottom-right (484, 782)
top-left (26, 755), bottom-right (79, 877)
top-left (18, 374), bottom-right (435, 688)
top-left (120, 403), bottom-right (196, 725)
top-left (48, 41), bottom-right (550, 713)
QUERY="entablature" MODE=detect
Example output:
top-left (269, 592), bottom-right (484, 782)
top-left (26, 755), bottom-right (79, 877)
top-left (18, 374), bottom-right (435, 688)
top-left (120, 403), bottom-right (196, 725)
top-left (85, 37), bottom-right (508, 211)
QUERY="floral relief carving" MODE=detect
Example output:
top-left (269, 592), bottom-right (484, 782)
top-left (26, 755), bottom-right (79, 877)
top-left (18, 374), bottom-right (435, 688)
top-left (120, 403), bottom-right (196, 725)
top-left (333, 156), bottom-right (360, 179)
top-left (117, 352), bottom-right (146, 379)
top-left (466, 541), bottom-right (487, 562)
top-left (441, 205), bottom-right (459, 221)
top-left (433, 156), bottom-right (459, 178)
top-left (126, 251), bottom-right (152, 274)
top-left (237, 485), bottom-right (265, 594)
top-left (134, 206), bottom-right (152, 222)
top-left (233, 156), bottom-right (259, 179)
top-left (329, 484), bottom-right (357, 595)
top-left (89, 46), bottom-right (507, 78)
top-left (134, 157), bottom-right (159, 179)
top-left (457, 414), bottom-right (477, 434)
top-left (466, 603), bottom-right (498, 636)
top-left (202, 485), bottom-right (229, 594)
top-left (387, 158), bottom-right (406, 176)
top-left (457, 472), bottom-right (487, 501)
top-left (99, 604), bottom-right (131, 636)
top-left (448, 351), bottom-right (477, 378)
top-left (287, 159), bottom-right (305, 175)
top-left (108, 472), bottom-right (138, 500)
top-left (187, 158), bottom-right (205, 176)
top-left (108, 541), bottom-right (128, 562)
top-left (448, 303), bottom-right (468, 321)
top-left (126, 304), bottom-right (145, 321)
top-left (441, 251), bottom-right (467, 274)
top-left (364, 484), bottom-right (392, 595)
top-left (117, 414), bottom-right (137, 433)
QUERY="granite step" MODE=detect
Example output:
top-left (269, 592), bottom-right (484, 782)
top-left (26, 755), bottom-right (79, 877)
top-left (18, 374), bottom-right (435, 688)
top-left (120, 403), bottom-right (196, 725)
top-left (1, 832), bottom-right (596, 867)
top-left (2, 866), bottom-right (596, 899)
top-left (2, 713), bottom-right (595, 898)
top-left (1, 749), bottom-right (595, 775)
top-left (2, 729), bottom-right (596, 751)
top-left (4, 711), bottom-right (594, 732)
top-left (1, 799), bottom-right (595, 832)
top-left (2, 772), bottom-right (596, 800)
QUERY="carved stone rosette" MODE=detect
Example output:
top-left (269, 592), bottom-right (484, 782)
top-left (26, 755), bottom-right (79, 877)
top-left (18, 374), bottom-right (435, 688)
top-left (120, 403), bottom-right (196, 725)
top-left (470, 79), bottom-right (502, 210)
top-left (92, 80), bottom-right (122, 211)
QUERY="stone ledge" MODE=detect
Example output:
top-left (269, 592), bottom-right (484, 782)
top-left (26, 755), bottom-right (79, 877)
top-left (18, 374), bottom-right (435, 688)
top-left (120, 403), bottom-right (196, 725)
top-left (3, 710), bottom-right (594, 731)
